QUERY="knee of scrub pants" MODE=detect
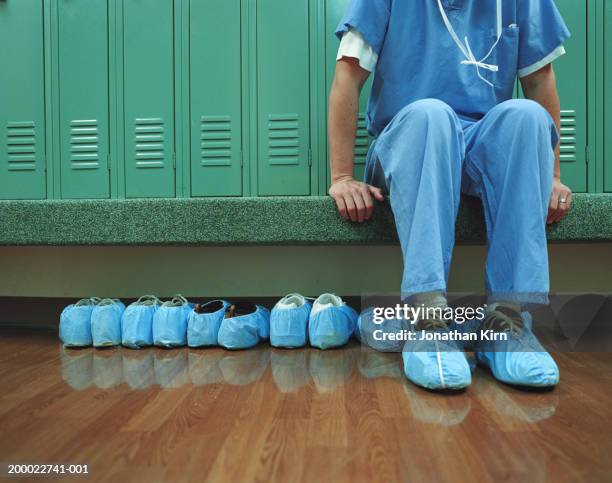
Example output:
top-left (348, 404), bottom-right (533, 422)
top-left (486, 99), bottom-right (558, 162)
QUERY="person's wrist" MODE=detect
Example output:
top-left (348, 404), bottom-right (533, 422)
top-left (331, 174), bottom-right (354, 184)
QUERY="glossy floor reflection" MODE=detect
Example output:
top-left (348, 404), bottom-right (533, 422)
top-left (1, 330), bottom-right (611, 482)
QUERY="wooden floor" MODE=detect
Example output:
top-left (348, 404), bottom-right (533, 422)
top-left (1, 330), bottom-right (611, 483)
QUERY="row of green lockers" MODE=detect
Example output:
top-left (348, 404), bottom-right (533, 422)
top-left (1, 0), bottom-right (610, 200)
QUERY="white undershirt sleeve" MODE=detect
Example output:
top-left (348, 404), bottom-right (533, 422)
top-left (518, 45), bottom-right (566, 78)
top-left (336, 28), bottom-right (378, 72)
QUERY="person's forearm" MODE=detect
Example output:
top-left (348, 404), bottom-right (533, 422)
top-left (328, 71), bottom-right (361, 183)
top-left (522, 67), bottom-right (562, 178)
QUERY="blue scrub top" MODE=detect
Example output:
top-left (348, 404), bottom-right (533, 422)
top-left (336, 0), bottom-right (570, 137)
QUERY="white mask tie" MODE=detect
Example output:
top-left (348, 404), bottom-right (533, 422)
top-left (436, 0), bottom-right (503, 87)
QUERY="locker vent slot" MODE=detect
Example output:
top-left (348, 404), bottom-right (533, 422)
top-left (201, 115), bottom-right (232, 166)
top-left (559, 110), bottom-right (576, 162)
top-left (355, 113), bottom-right (370, 165)
top-left (6, 121), bottom-right (36, 171)
top-left (70, 120), bottom-right (100, 170)
top-left (268, 113), bottom-right (300, 166)
top-left (135, 118), bottom-right (165, 168)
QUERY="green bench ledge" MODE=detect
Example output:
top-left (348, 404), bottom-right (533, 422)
top-left (1, 194), bottom-right (611, 246)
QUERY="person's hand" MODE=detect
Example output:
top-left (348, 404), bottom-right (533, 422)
top-left (329, 176), bottom-right (384, 223)
top-left (548, 176), bottom-right (572, 224)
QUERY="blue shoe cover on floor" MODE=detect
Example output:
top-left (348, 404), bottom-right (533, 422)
top-left (309, 294), bottom-right (357, 350)
top-left (59, 297), bottom-right (100, 347)
top-left (476, 309), bottom-right (559, 387)
top-left (121, 295), bottom-right (160, 349)
top-left (91, 299), bottom-right (125, 347)
top-left (356, 307), bottom-right (408, 352)
top-left (187, 300), bottom-right (230, 348)
top-left (270, 294), bottom-right (312, 348)
top-left (402, 320), bottom-right (472, 390)
top-left (152, 295), bottom-right (194, 348)
top-left (218, 302), bottom-right (270, 350)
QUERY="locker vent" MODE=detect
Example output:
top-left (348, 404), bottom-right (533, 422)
top-left (135, 118), bottom-right (165, 168)
top-left (70, 120), bottom-right (99, 170)
top-left (268, 113), bottom-right (299, 166)
top-left (355, 114), bottom-right (370, 165)
top-left (6, 121), bottom-right (36, 171)
top-left (559, 109), bottom-right (576, 163)
top-left (201, 115), bottom-right (232, 166)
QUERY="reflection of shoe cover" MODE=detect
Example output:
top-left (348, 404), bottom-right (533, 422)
top-left (218, 302), bottom-right (270, 350)
top-left (475, 308), bottom-right (560, 387)
top-left (92, 299), bottom-right (125, 348)
top-left (122, 295), bottom-right (160, 349)
top-left (60, 346), bottom-right (93, 390)
top-left (271, 350), bottom-right (310, 393)
top-left (403, 383), bottom-right (472, 427)
top-left (187, 300), bottom-right (230, 348)
top-left (152, 295), bottom-right (193, 348)
top-left (357, 350), bottom-right (403, 379)
top-left (218, 349), bottom-right (270, 386)
top-left (93, 349), bottom-right (123, 389)
top-left (122, 351), bottom-right (155, 389)
top-left (59, 297), bottom-right (100, 347)
top-left (402, 320), bottom-right (472, 390)
top-left (356, 307), bottom-right (407, 352)
top-left (270, 294), bottom-right (312, 348)
top-left (309, 294), bottom-right (357, 350)
top-left (188, 351), bottom-right (224, 385)
top-left (472, 376), bottom-right (559, 424)
top-left (309, 348), bottom-right (356, 393)
top-left (154, 351), bottom-right (189, 389)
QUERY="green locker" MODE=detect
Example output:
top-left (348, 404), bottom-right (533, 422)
top-left (190, 0), bottom-right (242, 197)
top-left (605, 0), bottom-right (612, 192)
top-left (257, 0), bottom-right (311, 196)
top-left (550, 0), bottom-right (588, 193)
top-left (57, 0), bottom-right (110, 199)
top-left (0, 0), bottom-right (46, 199)
top-left (123, 0), bottom-right (176, 198)
top-left (326, 0), bottom-right (372, 184)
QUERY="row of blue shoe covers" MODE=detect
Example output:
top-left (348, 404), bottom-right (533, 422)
top-left (60, 294), bottom-right (359, 351)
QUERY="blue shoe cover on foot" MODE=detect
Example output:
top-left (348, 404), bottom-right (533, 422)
top-left (187, 300), bottom-right (230, 347)
top-left (356, 307), bottom-right (408, 352)
top-left (309, 294), bottom-right (357, 350)
top-left (121, 295), bottom-right (160, 349)
top-left (152, 295), bottom-right (193, 348)
top-left (59, 297), bottom-right (100, 347)
top-left (476, 309), bottom-right (559, 387)
top-left (92, 299), bottom-right (125, 347)
top-left (218, 302), bottom-right (270, 350)
top-left (402, 321), bottom-right (472, 390)
top-left (270, 294), bottom-right (312, 348)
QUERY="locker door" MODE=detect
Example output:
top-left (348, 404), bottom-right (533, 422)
top-left (58, 0), bottom-right (110, 199)
top-left (123, 0), bottom-right (176, 198)
top-left (326, 0), bottom-right (372, 183)
top-left (551, 0), bottom-right (588, 193)
top-left (190, 0), bottom-right (242, 197)
top-left (0, 0), bottom-right (46, 199)
top-left (257, 0), bottom-right (310, 196)
top-left (605, 0), bottom-right (612, 192)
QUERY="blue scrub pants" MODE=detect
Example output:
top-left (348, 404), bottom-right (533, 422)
top-left (365, 99), bottom-right (557, 304)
